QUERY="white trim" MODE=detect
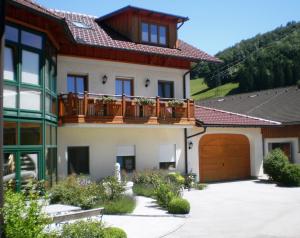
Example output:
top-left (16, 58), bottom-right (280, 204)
top-left (196, 105), bottom-right (281, 125)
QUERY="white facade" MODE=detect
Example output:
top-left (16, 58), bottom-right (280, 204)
top-left (187, 126), bottom-right (264, 181)
top-left (56, 56), bottom-right (192, 180)
top-left (57, 126), bottom-right (185, 180)
top-left (57, 56), bottom-right (190, 98)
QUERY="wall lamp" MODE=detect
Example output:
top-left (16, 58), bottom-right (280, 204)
top-left (102, 75), bottom-right (108, 84)
top-left (145, 78), bottom-right (150, 87)
top-left (188, 141), bottom-right (193, 150)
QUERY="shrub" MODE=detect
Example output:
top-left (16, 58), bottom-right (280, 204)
top-left (166, 173), bottom-right (185, 186)
top-left (50, 175), bottom-right (104, 209)
top-left (168, 198), bottom-right (190, 214)
top-left (101, 176), bottom-right (126, 201)
top-left (60, 221), bottom-right (103, 238)
top-left (263, 149), bottom-right (289, 181)
top-left (101, 195), bottom-right (136, 214)
top-left (132, 170), bottom-right (166, 185)
top-left (184, 173), bottom-right (196, 190)
top-left (103, 227), bottom-right (127, 238)
top-left (193, 183), bottom-right (207, 190)
top-left (154, 180), bottom-right (181, 208)
top-left (280, 164), bottom-right (300, 187)
top-left (2, 189), bottom-right (51, 238)
top-left (132, 183), bottom-right (155, 197)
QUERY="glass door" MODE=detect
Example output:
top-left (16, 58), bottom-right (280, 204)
top-left (3, 150), bottom-right (41, 191)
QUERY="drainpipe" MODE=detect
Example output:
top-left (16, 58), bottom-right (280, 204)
top-left (183, 62), bottom-right (201, 174)
top-left (0, 0), bottom-right (6, 236)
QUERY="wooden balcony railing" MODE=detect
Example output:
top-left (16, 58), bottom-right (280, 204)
top-left (58, 92), bottom-right (195, 125)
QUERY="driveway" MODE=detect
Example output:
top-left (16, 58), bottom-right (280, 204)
top-left (103, 180), bottom-right (300, 238)
top-left (166, 180), bottom-right (300, 238)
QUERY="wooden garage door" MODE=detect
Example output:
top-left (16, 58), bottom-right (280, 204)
top-left (199, 134), bottom-right (250, 182)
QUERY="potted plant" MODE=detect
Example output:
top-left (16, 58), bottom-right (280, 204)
top-left (102, 96), bottom-right (117, 104)
top-left (135, 97), bottom-right (155, 117)
top-left (167, 99), bottom-right (184, 108)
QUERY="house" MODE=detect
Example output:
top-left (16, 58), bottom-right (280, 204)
top-left (190, 86), bottom-right (300, 182)
top-left (3, 0), bottom-right (220, 190)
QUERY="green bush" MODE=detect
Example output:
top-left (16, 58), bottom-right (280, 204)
top-left (168, 198), bottom-right (190, 214)
top-left (101, 195), bottom-right (136, 214)
top-left (166, 173), bottom-right (185, 186)
top-left (184, 173), bottom-right (196, 190)
top-left (101, 176), bottom-right (126, 201)
top-left (132, 170), bottom-right (166, 185)
top-left (103, 227), bottom-right (127, 238)
top-left (50, 175), bottom-right (104, 209)
top-left (2, 189), bottom-right (51, 238)
top-left (154, 180), bottom-right (181, 208)
top-left (60, 221), bottom-right (103, 238)
top-left (263, 149), bottom-right (289, 181)
top-left (193, 183), bottom-right (207, 190)
top-left (280, 164), bottom-right (300, 187)
top-left (132, 183), bottom-right (155, 197)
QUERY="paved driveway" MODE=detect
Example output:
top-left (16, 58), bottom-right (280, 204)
top-left (166, 180), bottom-right (300, 238)
top-left (103, 180), bottom-right (300, 238)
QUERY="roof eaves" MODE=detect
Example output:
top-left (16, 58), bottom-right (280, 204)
top-left (96, 5), bottom-right (189, 23)
top-left (196, 105), bottom-right (282, 125)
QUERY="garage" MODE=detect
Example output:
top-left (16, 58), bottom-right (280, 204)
top-left (199, 134), bottom-right (250, 182)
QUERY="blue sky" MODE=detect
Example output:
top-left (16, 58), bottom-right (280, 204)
top-left (36, 0), bottom-right (300, 55)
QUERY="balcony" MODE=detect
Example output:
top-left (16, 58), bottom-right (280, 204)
top-left (58, 92), bottom-right (195, 126)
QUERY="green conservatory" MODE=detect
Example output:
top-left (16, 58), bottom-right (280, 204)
top-left (3, 23), bottom-right (58, 190)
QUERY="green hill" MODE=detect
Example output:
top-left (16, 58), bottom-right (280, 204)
top-left (192, 21), bottom-right (300, 95)
top-left (190, 78), bottom-right (239, 101)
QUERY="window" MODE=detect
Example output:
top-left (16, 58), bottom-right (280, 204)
top-left (141, 23), bottom-right (149, 42)
top-left (159, 26), bottom-right (167, 45)
top-left (67, 75), bottom-right (88, 94)
top-left (4, 153), bottom-right (16, 187)
top-left (117, 156), bottom-right (136, 172)
top-left (3, 85), bottom-right (17, 108)
top-left (4, 47), bottom-right (15, 81)
top-left (72, 21), bottom-right (91, 29)
top-left (115, 78), bottom-right (133, 96)
top-left (159, 144), bottom-right (176, 170)
top-left (46, 148), bottom-right (57, 186)
top-left (21, 50), bottom-right (40, 85)
top-left (150, 24), bottom-right (158, 43)
top-left (20, 88), bottom-right (41, 111)
top-left (268, 142), bottom-right (292, 162)
top-left (141, 22), bottom-right (167, 45)
top-left (68, 147), bottom-right (89, 175)
top-left (5, 25), bottom-right (18, 42)
top-left (20, 122), bottom-right (42, 145)
top-left (116, 145), bottom-right (135, 172)
top-left (4, 121), bottom-right (17, 145)
top-left (158, 81), bottom-right (174, 98)
top-left (21, 30), bottom-right (42, 49)
top-left (46, 124), bottom-right (57, 146)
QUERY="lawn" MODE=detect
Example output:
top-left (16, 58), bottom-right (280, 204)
top-left (190, 78), bottom-right (239, 101)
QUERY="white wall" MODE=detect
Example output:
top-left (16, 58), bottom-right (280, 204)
top-left (57, 56), bottom-right (189, 99)
top-left (186, 127), bottom-right (264, 181)
top-left (264, 137), bottom-right (300, 164)
top-left (57, 126), bottom-right (185, 180)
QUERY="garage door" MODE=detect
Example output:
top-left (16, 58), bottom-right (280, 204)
top-left (199, 134), bottom-right (250, 182)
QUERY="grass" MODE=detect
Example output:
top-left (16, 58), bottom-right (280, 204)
top-left (99, 195), bottom-right (136, 214)
top-left (132, 183), bottom-right (156, 197)
top-left (190, 78), bottom-right (239, 101)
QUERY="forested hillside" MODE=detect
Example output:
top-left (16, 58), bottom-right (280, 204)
top-left (192, 21), bottom-right (300, 93)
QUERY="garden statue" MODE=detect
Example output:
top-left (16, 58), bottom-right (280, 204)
top-left (115, 162), bottom-right (121, 182)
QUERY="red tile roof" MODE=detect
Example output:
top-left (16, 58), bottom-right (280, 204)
top-left (51, 10), bottom-right (220, 62)
top-left (195, 106), bottom-right (281, 127)
top-left (9, 0), bottom-right (221, 62)
top-left (11, 0), bottom-right (63, 19)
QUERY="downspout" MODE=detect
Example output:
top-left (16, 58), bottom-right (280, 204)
top-left (183, 61), bottom-right (202, 174)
